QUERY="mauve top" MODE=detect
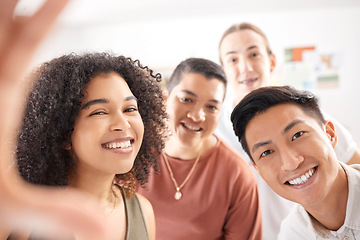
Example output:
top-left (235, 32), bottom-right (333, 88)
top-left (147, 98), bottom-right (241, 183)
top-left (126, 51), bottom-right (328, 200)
top-left (138, 136), bottom-right (262, 240)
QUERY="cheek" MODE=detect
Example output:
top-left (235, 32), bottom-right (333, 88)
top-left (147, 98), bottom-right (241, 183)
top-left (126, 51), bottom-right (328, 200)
top-left (207, 114), bottom-right (221, 130)
top-left (168, 103), bottom-right (185, 121)
top-left (257, 163), bottom-right (279, 185)
top-left (224, 66), bottom-right (238, 79)
top-left (134, 118), bottom-right (144, 140)
top-left (71, 123), bottom-right (99, 151)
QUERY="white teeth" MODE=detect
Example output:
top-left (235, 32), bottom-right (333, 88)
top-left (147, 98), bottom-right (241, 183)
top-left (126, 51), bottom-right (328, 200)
top-left (184, 123), bottom-right (200, 131)
top-left (288, 168), bottom-right (315, 185)
top-left (103, 140), bottom-right (131, 149)
top-left (240, 79), bottom-right (256, 84)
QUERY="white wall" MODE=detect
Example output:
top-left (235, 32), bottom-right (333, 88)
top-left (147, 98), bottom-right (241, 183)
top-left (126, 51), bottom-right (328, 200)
top-left (34, 5), bottom-right (360, 146)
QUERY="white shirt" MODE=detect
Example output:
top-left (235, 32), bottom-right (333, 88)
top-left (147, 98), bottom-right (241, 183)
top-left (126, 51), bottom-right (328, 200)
top-left (278, 163), bottom-right (360, 240)
top-left (214, 88), bottom-right (358, 240)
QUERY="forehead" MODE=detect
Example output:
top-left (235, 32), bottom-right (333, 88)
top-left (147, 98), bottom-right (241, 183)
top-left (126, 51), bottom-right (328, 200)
top-left (220, 29), bottom-right (268, 55)
top-left (84, 72), bottom-right (132, 98)
top-left (246, 104), bottom-right (319, 143)
top-left (174, 72), bottom-right (225, 100)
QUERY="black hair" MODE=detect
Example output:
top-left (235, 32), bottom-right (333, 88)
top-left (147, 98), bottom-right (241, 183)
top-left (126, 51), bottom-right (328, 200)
top-left (231, 86), bottom-right (324, 163)
top-left (16, 52), bottom-right (168, 198)
top-left (167, 57), bottom-right (227, 97)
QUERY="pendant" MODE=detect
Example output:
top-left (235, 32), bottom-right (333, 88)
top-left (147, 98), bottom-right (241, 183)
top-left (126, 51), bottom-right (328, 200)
top-left (174, 188), bottom-right (182, 200)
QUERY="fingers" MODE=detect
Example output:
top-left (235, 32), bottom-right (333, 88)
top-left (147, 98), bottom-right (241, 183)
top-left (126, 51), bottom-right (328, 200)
top-left (0, 0), bottom-right (18, 52)
top-left (0, 0), bottom-right (69, 85)
top-left (0, 0), bottom-right (108, 238)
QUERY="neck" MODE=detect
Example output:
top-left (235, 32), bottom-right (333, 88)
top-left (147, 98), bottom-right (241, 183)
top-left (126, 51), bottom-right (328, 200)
top-left (305, 164), bottom-right (348, 231)
top-left (165, 134), bottom-right (216, 160)
top-left (69, 166), bottom-right (116, 204)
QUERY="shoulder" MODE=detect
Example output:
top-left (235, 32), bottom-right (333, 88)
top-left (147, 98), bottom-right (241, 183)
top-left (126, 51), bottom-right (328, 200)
top-left (135, 193), bottom-right (153, 213)
top-left (134, 193), bottom-right (154, 221)
top-left (341, 162), bottom-right (360, 186)
top-left (215, 138), bottom-right (252, 169)
top-left (210, 138), bottom-right (257, 188)
top-left (135, 193), bottom-right (155, 240)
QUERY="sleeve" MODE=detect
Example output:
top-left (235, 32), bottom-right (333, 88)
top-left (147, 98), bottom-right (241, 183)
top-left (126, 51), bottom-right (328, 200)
top-left (223, 164), bottom-right (262, 240)
top-left (322, 110), bottom-right (357, 163)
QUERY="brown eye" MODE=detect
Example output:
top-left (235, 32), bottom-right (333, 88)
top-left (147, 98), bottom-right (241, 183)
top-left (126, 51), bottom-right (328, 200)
top-left (89, 111), bottom-right (106, 116)
top-left (292, 131), bottom-right (304, 141)
top-left (124, 107), bottom-right (138, 113)
top-left (260, 149), bottom-right (273, 158)
top-left (179, 97), bottom-right (192, 103)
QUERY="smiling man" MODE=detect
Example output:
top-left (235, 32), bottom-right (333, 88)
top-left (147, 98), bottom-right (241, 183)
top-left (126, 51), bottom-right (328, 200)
top-left (215, 22), bottom-right (360, 239)
top-left (231, 86), bottom-right (360, 240)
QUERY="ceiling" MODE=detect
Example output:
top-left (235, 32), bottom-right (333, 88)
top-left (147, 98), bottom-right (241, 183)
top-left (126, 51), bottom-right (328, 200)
top-left (16, 0), bottom-right (360, 27)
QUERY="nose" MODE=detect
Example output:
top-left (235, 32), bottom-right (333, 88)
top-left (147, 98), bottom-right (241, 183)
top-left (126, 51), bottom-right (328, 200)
top-left (186, 105), bottom-right (205, 122)
top-left (280, 147), bottom-right (304, 171)
top-left (110, 111), bottom-right (131, 131)
top-left (237, 58), bottom-right (253, 74)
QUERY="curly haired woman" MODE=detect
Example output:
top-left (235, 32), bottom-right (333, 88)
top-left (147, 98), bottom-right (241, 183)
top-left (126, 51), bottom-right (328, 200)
top-left (9, 52), bottom-right (167, 240)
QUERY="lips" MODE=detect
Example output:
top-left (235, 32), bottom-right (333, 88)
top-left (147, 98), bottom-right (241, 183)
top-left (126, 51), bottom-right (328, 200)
top-left (182, 123), bottom-right (202, 132)
top-left (102, 139), bottom-right (133, 149)
top-left (239, 77), bottom-right (258, 85)
top-left (286, 167), bottom-right (317, 186)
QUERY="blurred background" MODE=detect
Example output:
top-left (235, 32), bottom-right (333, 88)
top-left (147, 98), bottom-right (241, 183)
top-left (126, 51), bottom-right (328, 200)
top-left (17, 0), bottom-right (360, 145)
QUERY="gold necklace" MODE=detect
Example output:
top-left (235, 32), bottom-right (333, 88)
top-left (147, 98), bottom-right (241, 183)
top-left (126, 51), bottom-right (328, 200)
top-left (162, 152), bottom-right (201, 200)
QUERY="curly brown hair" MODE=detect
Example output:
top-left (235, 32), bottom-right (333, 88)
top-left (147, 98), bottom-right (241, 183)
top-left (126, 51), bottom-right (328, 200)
top-left (16, 52), bottom-right (168, 197)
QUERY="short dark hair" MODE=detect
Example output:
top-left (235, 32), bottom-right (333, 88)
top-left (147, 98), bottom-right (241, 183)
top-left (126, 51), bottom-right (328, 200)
top-left (167, 58), bottom-right (227, 97)
top-left (17, 52), bottom-right (168, 198)
top-left (231, 86), bottom-right (325, 163)
top-left (219, 22), bottom-right (272, 65)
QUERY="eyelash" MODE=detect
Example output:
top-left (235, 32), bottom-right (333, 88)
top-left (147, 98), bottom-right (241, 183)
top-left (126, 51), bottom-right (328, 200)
top-left (292, 131), bottom-right (304, 141)
top-left (89, 111), bottom-right (106, 116)
top-left (89, 106), bottom-right (138, 116)
top-left (207, 105), bottom-right (217, 111)
top-left (260, 149), bottom-right (273, 158)
top-left (124, 107), bottom-right (138, 113)
top-left (260, 131), bottom-right (305, 158)
top-left (180, 97), bottom-right (192, 103)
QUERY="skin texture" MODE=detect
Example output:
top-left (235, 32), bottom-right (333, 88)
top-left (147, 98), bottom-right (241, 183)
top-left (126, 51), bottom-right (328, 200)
top-left (219, 29), bottom-right (275, 106)
top-left (71, 73), bottom-right (144, 177)
top-left (70, 72), bottom-right (155, 240)
top-left (165, 72), bottom-right (225, 159)
top-left (0, 0), bottom-right (109, 239)
top-left (246, 103), bottom-right (348, 230)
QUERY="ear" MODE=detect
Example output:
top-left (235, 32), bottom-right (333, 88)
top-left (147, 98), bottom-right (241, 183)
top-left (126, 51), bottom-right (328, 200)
top-left (251, 161), bottom-right (258, 170)
top-left (162, 89), bottom-right (169, 103)
top-left (269, 53), bottom-right (276, 73)
top-left (324, 120), bottom-right (337, 148)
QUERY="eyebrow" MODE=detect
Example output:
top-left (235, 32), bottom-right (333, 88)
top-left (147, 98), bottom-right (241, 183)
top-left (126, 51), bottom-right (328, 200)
top-left (251, 119), bottom-right (305, 153)
top-left (252, 140), bottom-right (272, 153)
top-left (225, 45), bottom-right (259, 56)
top-left (81, 96), bottom-right (137, 110)
top-left (81, 98), bottom-right (108, 110)
top-left (181, 90), bottom-right (221, 104)
top-left (282, 119), bottom-right (304, 135)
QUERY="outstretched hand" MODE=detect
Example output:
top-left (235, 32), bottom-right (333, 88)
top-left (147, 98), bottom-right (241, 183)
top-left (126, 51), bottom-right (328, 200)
top-left (0, 0), bottom-right (108, 238)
